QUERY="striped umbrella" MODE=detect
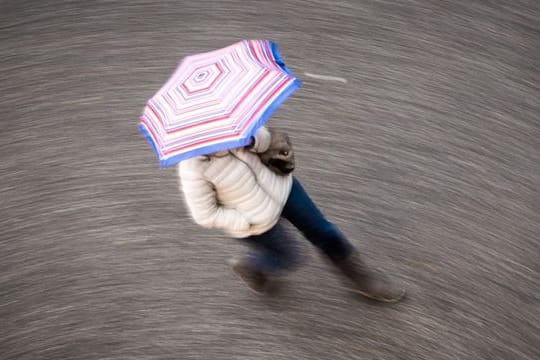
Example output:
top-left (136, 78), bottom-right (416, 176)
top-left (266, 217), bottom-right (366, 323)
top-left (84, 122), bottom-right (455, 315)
top-left (138, 39), bottom-right (301, 167)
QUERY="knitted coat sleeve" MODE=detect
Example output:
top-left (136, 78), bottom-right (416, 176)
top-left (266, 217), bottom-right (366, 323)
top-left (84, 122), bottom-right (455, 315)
top-left (179, 163), bottom-right (251, 232)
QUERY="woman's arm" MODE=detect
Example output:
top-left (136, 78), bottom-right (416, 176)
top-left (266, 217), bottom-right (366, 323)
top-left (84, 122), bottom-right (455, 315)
top-left (245, 126), bottom-right (272, 153)
top-left (180, 167), bottom-right (250, 232)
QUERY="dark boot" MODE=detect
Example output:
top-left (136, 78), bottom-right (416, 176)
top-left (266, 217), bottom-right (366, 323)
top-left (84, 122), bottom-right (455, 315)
top-left (332, 251), bottom-right (405, 303)
top-left (229, 258), bottom-right (272, 294)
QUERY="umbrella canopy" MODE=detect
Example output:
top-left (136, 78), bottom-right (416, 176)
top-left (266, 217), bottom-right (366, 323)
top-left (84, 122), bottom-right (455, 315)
top-left (138, 39), bottom-right (301, 167)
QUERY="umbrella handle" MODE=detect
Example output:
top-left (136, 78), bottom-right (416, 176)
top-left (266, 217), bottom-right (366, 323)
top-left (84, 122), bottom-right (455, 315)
top-left (244, 136), bottom-right (255, 150)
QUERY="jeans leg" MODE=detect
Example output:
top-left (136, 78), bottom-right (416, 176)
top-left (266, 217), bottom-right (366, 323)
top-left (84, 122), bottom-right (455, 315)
top-left (243, 220), bottom-right (298, 274)
top-left (282, 177), bottom-right (354, 262)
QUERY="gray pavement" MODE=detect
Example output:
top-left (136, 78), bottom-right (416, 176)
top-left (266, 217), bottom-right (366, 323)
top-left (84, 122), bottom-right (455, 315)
top-left (1, 1), bottom-right (539, 359)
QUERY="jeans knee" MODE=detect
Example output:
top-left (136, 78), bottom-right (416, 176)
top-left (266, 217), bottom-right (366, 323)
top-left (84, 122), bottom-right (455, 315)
top-left (306, 222), bottom-right (353, 260)
top-left (306, 221), bottom-right (341, 242)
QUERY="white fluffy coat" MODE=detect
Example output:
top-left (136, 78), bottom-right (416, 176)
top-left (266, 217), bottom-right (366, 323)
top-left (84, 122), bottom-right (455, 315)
top-left (178, 127), bottom-right (293, 238)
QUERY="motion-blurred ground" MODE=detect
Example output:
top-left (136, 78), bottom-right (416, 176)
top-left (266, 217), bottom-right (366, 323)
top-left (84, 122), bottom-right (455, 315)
top-left (1, 1), bottom-right (539, 359)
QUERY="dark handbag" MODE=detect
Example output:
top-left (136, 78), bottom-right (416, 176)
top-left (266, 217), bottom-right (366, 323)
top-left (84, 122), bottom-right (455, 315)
top-left (258, 127), bottom-right (295, 176)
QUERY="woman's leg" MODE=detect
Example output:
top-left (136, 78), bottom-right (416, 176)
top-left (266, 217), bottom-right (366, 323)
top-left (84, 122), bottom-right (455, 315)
top-left (243, 220), bottom-right (299, 274)
top-left (231, 220), bottom-right (299, 293)
top-left (282, 177), bottom-right (405, 302)
top-left (281, 177), bottom-right (354, 262)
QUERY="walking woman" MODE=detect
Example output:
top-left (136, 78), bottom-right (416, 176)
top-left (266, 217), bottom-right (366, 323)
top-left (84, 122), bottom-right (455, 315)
top-left (178, 126), bottom-right (405, 302)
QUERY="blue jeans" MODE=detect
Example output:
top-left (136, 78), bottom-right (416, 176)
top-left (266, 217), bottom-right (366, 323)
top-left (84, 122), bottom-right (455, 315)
top-left (243, 177), bottom-right (354, 273)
